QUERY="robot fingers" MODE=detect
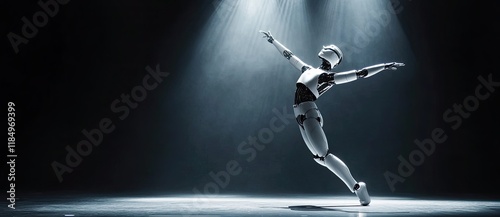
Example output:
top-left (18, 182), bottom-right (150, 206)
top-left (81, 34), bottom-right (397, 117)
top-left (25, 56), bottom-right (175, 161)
top-left (259, 30), bottom-right (274, 43)
top-left (385, 62), bottom-right (405, 70)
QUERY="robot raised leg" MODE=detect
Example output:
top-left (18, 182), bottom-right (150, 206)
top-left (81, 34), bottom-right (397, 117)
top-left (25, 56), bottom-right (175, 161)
top-left (293, 101), bottom-right (371, 206)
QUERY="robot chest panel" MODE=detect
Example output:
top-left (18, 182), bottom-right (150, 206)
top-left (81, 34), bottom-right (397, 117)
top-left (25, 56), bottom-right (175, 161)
top-left (297, 68), bottom-right (324, 97)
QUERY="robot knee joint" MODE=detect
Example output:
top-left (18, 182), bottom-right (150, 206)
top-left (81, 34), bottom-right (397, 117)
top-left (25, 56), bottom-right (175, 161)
top-left (313, 154), bottom-right (325, 161)
top-left (313, 150), bottom-right (331, 165)
top-left (313, 154), bottom-right (325, 165)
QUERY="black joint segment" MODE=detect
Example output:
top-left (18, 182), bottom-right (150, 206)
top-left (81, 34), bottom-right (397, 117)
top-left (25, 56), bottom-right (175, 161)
top-left (296, 115), bottom-right (306, 127)
top-left (357, 69), bottom-right (368, 78)
top-left (294, 83), bottom-right (317, 104)
top-left (318, 73), bottom-right (333, 83)
top-left (320, 58), bottom-right (331, 71)
top-left (354, 183), bottom-right (360, 191)
top-left (301, 65), bottom-right (310, 73)
top-left (283, 50), bottom-right (293, 60)
top-left (313, 154), bottom-right (325, 161)
top-left (268, 38), bottom-right (274, 43)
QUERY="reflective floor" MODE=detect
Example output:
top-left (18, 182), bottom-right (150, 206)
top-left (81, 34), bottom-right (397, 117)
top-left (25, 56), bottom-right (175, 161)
top-left (7, 194), bottom-right (500, 216)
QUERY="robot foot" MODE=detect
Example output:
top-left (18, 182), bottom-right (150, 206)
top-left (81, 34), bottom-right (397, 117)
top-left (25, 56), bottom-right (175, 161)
top-left (354, 182), bottom-right (371, 206)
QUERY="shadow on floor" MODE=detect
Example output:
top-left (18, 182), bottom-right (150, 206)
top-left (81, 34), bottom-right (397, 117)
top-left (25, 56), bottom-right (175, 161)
top-left (287, 204), bottom-right (361, 211)
top-left (286, 205), bottom-right (411, 215)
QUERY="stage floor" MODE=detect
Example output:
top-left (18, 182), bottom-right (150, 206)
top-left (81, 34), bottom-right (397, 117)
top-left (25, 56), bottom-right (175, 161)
top-left (8, 194), bottom-right (500, 216)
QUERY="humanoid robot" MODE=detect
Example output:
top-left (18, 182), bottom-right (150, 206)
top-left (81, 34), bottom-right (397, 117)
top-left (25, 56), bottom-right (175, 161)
top-left (260, 30), bottom-right (404, 206)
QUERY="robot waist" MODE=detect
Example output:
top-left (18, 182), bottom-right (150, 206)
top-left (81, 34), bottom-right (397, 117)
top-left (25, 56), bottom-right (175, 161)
top-left (294, 83), bottom-right (317, 105)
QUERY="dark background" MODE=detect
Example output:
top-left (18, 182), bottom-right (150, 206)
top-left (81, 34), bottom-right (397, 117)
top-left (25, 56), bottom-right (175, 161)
top-left (3, 0), bottom-right (499, 199)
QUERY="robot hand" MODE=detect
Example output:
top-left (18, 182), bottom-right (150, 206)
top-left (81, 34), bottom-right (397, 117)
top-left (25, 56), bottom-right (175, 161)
top-left (384, 62), bottom-right (405, 70)
top-left (259, 30), bottom-right (274, 43)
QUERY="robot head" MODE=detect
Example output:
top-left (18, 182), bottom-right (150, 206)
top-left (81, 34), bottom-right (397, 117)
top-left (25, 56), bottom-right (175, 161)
top-left (318, 44), bottom-right (343, 70)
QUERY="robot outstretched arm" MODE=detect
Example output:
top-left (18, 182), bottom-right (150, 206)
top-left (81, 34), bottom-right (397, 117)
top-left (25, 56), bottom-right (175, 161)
top-left (333, 62), bottom-right (405, 84)
top-left (260, 30), bottom-right (311, 72)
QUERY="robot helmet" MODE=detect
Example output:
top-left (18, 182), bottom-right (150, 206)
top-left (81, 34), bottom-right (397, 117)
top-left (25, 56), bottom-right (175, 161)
top-left (318, 44), bottom-right (343, 68)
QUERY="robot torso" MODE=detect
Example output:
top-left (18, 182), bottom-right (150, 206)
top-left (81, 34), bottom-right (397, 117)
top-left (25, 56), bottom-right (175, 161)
top-left (295, 68), bottom-right (333, 105)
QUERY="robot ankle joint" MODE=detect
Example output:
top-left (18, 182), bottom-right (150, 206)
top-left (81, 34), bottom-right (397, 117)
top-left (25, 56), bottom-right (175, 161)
top-left (354, 183), bottom-right (360, 191)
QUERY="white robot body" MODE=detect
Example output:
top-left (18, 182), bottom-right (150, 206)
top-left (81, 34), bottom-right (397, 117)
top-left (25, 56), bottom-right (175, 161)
top-left (296, 68), bottom-right (324, 99)
top-left (260, 30), bottom-right (403, 206)
top-left (333, 70), bottom-right (358, 84)
top-left (318, 44), bottom-right (343, 68)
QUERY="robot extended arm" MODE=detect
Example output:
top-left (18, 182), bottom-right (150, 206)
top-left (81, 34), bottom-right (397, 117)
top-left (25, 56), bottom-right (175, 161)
top-left (332, 62), bottom-right (405, 84)
top-left (260, 30), bottom-right (311, 72)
